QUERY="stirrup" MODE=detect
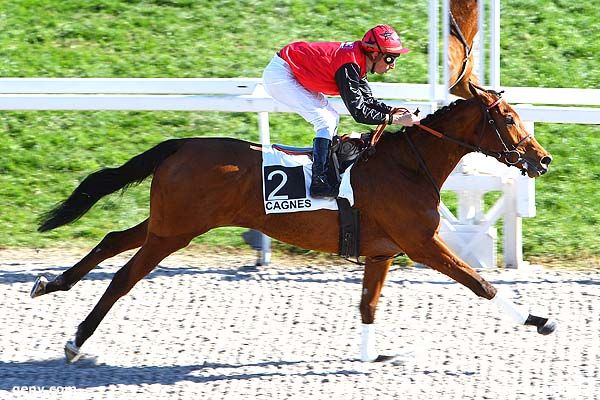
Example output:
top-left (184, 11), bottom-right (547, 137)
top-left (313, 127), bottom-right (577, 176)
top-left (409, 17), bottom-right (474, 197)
top-left (310, 181), bottom-right (338, 198)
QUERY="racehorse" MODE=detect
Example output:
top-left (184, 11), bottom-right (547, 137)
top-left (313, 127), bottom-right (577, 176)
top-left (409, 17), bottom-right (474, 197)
top-left (449, 0), bottom-right (481, 98)
top-left (31, 82), bottom-right (556, 363)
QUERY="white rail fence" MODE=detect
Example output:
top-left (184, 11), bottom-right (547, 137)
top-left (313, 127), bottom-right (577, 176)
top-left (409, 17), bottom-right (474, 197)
top-left (0, 78), bottom-right (598, 123)
top-left (1, 78), bottom-right (598, 269)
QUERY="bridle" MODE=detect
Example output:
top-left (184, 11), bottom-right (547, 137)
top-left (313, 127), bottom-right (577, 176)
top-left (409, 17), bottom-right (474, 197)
top-left (482, 97), bottom-right (534, 166)
top-left (416, 94), bottom-right (533, 168)
top-left (369, 92), bottom-right (533, 198)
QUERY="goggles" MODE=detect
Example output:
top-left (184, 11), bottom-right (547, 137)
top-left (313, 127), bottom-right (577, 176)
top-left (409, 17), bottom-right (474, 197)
top-left (383, 54), bottom-right (399, 65)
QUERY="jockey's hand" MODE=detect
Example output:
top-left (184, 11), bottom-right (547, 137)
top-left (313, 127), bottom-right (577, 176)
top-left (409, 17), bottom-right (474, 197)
top-left (390, 110), bottom-right (420, 127)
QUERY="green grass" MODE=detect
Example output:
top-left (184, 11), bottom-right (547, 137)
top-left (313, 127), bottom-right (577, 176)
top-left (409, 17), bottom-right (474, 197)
top-left (0, 0), bottom-right (598, 260)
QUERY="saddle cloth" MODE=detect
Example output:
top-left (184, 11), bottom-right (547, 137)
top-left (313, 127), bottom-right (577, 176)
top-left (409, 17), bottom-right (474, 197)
top-left (261, 144), bottom-right (354, 214)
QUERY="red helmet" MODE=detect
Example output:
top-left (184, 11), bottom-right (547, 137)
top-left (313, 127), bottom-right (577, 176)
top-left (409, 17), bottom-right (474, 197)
top-left (361, 24), bottom-right (410, 55)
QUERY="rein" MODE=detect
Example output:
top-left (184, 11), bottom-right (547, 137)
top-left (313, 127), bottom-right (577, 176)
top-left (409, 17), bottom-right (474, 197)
top-left (448, 11), bottom-right (473, 90)
top-left (370, 107), bottom-right (410, 148)
top-left (404, 130), bottom-right (441, 199)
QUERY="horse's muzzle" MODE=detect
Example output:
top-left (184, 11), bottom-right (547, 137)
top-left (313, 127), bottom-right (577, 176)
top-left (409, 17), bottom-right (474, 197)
top-left (541, 155), bottom-right (553, 167)
top-left (525, 154), bottom-right (552, 177)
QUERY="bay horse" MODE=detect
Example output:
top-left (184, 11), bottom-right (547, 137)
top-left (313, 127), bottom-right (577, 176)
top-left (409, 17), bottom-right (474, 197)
top-left (31, 82), bottom-right (556, 363)
top-left (449, 0), bottom-right (481, 98)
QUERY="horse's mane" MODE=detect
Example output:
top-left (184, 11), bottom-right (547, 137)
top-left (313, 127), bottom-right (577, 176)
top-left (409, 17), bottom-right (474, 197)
top-left (372, 97), bottom-right (470, 139)
top-left (417, 98), bottom-right (469, 125)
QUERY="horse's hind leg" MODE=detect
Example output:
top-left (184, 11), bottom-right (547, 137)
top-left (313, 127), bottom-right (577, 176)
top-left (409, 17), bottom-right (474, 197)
top-left (65, 232), bottom-right (192, 362)
top-left (358, 256), bottom-right (394, 362)
top-left (407, 234), bottom-right (557, 335)
top-left (31, 219), bottom-right (149, 298)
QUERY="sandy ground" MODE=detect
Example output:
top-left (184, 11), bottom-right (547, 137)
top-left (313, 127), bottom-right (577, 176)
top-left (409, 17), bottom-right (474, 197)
top-left (0, 247), bottom-right (598, 400)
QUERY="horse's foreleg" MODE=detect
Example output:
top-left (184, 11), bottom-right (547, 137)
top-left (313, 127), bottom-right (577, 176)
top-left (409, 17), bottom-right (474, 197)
top-left (359, 257), bottom-right (393, 362)
top-left (65, 232), bottom-right (191, 362)
top-left (407, 234), bottom-right (557, 335)
top-left (31, 219), bottom-right (149, 298)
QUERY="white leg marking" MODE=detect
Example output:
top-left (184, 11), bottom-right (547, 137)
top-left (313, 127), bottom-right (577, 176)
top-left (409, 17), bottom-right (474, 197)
top-left (492, 291), bottom-right (528, 324)
top-left (360, 324), bottom-right (379, 362)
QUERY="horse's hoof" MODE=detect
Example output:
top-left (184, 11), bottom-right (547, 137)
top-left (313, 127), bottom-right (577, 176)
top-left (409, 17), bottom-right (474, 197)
top-left (362, 351), bottom-right (416, 364)
top-left (537, 319), bottom-right (557, 335)
top-left (374, 354), bottom-right (398, 363)
top-left (64, 340), bottom-right (83, 363)
top-left (30, 276), bottom-right (48, 298)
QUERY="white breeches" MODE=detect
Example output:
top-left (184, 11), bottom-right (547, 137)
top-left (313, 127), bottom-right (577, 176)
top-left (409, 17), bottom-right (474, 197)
top-left (262, 55), bottom-right (339, 139)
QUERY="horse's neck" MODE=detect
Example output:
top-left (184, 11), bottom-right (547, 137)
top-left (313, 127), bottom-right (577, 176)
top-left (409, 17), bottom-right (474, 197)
top-left (377, 102), bottom-right (481, 197)
top-left (451, 0), bottom-right (479, 42)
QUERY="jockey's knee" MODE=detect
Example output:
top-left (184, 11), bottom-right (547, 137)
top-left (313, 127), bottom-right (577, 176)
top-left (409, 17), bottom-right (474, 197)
top-left (311, 107), bottom-right (339, 140)
top-left (315, 127), bottom-right (335, 140)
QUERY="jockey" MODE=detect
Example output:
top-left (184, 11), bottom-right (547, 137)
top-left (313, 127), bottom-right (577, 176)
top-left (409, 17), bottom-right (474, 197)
top-left (262, 24), bottom-right (420, 198)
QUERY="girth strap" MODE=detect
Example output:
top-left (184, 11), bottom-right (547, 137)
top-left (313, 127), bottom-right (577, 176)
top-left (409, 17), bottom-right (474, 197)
top-left (336, 197), bottom-right (360, 261)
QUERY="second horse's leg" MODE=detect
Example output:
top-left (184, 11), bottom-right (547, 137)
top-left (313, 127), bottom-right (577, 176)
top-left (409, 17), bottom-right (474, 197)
top-left (65, 232), bottom-right (192, 362)
top-left (359, 256), bottom-right (394, 362)
top-left (31, 219), bottom-right (148, 298)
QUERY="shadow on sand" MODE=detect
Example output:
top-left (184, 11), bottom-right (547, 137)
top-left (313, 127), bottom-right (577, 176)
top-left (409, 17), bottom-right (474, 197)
top-left (0, 358), bottom-right (368, 390)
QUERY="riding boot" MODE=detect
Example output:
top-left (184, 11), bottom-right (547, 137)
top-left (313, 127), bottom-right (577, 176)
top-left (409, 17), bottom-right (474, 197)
top-left (310, 137), bottom-right (338, 198)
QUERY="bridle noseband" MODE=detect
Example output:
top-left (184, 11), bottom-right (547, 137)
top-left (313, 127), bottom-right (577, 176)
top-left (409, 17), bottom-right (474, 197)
top-left (478, 96), bottom-right (532, 169)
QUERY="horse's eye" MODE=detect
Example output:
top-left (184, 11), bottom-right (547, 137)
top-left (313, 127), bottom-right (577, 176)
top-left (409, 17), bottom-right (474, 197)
top-left (506, 115), bottom-right (515, 125)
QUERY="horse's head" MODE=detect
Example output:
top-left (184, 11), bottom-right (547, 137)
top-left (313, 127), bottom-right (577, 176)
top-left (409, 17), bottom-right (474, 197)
top-left (469, 82), bottom-right (552, 177)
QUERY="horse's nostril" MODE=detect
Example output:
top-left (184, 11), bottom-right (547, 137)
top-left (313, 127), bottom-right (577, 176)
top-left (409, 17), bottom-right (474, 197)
top-left (541, 156), bottom-right (552, 166)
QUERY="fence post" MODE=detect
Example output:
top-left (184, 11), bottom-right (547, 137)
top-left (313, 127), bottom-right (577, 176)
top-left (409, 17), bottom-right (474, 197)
top-left (477, 0), bottom-right (486, 85)
top-left (442, 0), bottom-right (451, 104)
top-left (503, 177), bottom-right (523, 268)
top-left (490, 0), bottom-right (501, 90)
top-left (257, 111), bottom-right (272, 265)
top-left (503, 120), bottom-right (535, 268)
top-left (428, 0), bottom-right (439, 100)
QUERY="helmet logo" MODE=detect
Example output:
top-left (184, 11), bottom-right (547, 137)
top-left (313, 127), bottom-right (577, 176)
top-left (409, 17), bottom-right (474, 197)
top-left (381, 31), bottom-right (393, 40)
top-left (380, 29), bottom-right (400, 41)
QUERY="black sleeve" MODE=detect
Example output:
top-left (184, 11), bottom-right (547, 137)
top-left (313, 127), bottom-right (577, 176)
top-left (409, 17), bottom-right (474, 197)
top-left (335, 63), bottom-right (392, 125)
top-left (359, 80), bottom-right (393, 114)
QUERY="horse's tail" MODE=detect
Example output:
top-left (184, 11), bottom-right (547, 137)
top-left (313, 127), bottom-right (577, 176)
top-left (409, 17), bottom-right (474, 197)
top-left (38, 138), bottom-right (184, 232)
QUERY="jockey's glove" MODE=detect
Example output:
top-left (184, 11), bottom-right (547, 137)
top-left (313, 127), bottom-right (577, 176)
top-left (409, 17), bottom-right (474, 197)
top-left (390, 111), bottom-right (420, 127)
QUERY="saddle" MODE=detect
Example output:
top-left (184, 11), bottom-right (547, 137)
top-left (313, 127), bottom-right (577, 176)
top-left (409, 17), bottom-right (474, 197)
top-left (271, 132), bottom-right (373, 193)
top-left (271, 132), bottom-right (376, 261)
top-left (272, 132), bottom-right (370, 167)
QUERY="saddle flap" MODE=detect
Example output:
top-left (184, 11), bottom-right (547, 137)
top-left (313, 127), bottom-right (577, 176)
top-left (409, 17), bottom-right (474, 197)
top-left (332, 133), bottom-right (371, 173)
top-left (271, 143), bottom-right (312, 156)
